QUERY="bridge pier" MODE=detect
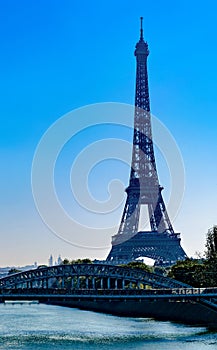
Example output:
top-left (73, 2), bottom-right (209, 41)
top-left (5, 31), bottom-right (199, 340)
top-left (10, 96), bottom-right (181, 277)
top-left (27, 281), bottom-right (32, 289)
top-left (107, 277), bottom-right (110, 289)
top-left (44, 279), bottom-right (48, 289)
top-left (92, 277), bottom-right (95, 289)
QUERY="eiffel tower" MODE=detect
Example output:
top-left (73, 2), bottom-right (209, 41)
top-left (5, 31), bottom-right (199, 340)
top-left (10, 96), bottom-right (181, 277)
top-left (107, 18), bottom-right (187, 266)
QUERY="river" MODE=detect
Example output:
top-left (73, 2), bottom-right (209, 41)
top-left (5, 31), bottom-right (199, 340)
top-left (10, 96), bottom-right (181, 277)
top-left (0, 303), bottom-right (217, 349)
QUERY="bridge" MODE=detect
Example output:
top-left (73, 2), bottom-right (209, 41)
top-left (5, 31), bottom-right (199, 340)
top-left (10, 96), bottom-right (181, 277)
top-left (1, 263), bottom-right (217, 327)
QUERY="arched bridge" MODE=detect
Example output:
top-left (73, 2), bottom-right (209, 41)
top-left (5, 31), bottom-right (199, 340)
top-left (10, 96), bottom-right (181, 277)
top-left (1, 263), bottom-right (217, 327)
top-left (0, 263), bottom-right (187, 290)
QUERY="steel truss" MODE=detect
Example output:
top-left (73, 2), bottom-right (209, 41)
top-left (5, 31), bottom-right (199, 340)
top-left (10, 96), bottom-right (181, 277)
top-left (0, 264), bottom-right (188, 290)
top-left (107, 18), bottom-right (187, 265)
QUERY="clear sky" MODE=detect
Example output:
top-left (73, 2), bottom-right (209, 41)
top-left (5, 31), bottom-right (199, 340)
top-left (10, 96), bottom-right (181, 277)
top-left (1, 0), bottom-right (217, 266)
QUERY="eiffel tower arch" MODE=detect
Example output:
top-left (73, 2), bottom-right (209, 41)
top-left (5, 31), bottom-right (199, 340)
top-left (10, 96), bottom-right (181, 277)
top-left (107, 18), bottom-right (187, 266)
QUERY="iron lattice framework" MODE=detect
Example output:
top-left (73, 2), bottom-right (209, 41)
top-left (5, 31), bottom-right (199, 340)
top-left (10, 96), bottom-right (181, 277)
top-left (0, 264), bottom-right (189, 290)
top-left (107, 18), bottom-right (187, 265)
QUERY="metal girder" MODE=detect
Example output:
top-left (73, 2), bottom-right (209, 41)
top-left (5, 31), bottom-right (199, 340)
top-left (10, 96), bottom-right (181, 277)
top-left (107, 20), bottom-right (187, 265)
top-left (0, 264), bottom-right (188, 290)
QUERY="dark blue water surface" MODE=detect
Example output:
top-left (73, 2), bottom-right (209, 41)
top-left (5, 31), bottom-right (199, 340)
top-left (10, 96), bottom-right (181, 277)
top-left (0, 303), bottom-right (217, 349)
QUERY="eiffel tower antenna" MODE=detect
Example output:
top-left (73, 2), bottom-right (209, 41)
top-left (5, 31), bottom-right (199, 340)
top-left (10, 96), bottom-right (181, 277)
top-left (140, 16), bottom-right (144, 39)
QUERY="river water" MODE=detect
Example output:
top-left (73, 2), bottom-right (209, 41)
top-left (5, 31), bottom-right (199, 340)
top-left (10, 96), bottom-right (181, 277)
top-left (0, 303), bottom-right (217, 349)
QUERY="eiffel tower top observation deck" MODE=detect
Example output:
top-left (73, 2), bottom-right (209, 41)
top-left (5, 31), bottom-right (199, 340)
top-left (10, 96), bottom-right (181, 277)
top-left (106, 18), bottom-right (187, 265)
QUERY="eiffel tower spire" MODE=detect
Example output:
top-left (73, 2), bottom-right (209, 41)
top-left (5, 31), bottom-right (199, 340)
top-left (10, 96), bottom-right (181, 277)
top-left (107, 19), bottom-right (187, 265)
top-left (140, 16), bottom-right (144, 39)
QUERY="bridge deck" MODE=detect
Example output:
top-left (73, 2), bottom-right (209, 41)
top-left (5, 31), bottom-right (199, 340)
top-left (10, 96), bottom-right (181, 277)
top-left (1, 264), bottom-right (217, 327)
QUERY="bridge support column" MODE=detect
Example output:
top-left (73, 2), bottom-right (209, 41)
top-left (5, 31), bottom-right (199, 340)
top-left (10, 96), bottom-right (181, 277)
top-left (71, 277), bottom-right (74, 289)
top-left (122, 279), bottom-right (125, 289)
top-left (27, 281), bottom-right (32, 289)
top-left (77, 277), bottom-right (80, 289)
top-left (129, 282), bottom-right (132, 289)
top-left (115, 279), bottom-right (118, 290)
top-left (42, 279), bottom-right (48, 288)
top-left (107, 277), bottom-right (110, 290)
top-left (86, 277), bottom-right (89, 289)
top-left (100, 278), bottom-right (103, 289)
top-left (92, 277), bottom-right (95, 289)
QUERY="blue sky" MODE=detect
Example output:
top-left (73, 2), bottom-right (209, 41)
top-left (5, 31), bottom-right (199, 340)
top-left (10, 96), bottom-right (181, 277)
top-left (1, 0), bottom-right (217, 266)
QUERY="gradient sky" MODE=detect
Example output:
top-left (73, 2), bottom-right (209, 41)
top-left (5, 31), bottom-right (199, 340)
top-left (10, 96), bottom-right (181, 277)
top-left (1, 0), bottom-right (217, 266)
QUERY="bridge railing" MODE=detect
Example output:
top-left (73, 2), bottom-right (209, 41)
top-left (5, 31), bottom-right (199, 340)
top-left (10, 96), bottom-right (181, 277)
top-left (1, 287), bottom-right (217, 297)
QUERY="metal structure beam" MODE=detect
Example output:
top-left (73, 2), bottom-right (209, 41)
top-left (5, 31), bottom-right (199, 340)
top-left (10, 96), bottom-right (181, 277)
top-left (0, 264), bottom-right (189, 291)
top-left (107, 18), bottom-right (187, 265)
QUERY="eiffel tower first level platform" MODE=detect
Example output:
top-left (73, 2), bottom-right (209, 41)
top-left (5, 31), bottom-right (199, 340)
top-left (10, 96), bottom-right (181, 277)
top-left (107, 231), bottom-right (187, 266)
top-left (106, 18), bottom-right (187, 266)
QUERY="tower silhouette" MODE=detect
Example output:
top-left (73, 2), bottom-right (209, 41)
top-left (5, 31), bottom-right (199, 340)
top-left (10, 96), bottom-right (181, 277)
top-left (107, 18), bottom-right (187, 265)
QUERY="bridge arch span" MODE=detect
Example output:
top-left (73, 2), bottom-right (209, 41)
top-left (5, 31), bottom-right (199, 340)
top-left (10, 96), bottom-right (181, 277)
top-left (0, 264), bottom-right (187, 290)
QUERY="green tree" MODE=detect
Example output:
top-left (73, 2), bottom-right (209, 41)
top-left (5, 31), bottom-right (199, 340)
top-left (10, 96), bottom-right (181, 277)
top-left (153, 266), bottom-right (167, 276)
top-left (70, 258), bottom-right (92, 264)
top-left (203, 258), bottom-right (217, 286)
top-left (198, 225), bottom-right (217, 286)
top-left (62, 258), bottom-right (70, 265)
top-left (168, 259), bottom-right (206, 287)
top-left (205, 226), bottom-right (217, 259)
top-left (8, 268), bottom-right (21, 275)
top-left (62, 258), bottom-right (92, 265)
top-left (120, 261), bottom-right (153, 273)
top-left (80, 258), bottom-right (92, 264)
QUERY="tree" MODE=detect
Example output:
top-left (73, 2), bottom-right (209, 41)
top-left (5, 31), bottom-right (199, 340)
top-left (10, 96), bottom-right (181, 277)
top-left (120, 261), bottom-right (153, 273)
top-left (8, 268), bottom-right (21, 275)
top-left (80, 258), bottom-right (92, 264)
top-left (62, 258), bottom-right (70, 265)
top-left (62, 258), bottom-right (92, 265)
top-left (168, 259), bottom-right (206, 287)
top-left (70, 258), bottom-right (92, 264)
top-left (153, 266), bottom-right (167, 276)
top-left (205, 226), bottom-right (217, 259)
